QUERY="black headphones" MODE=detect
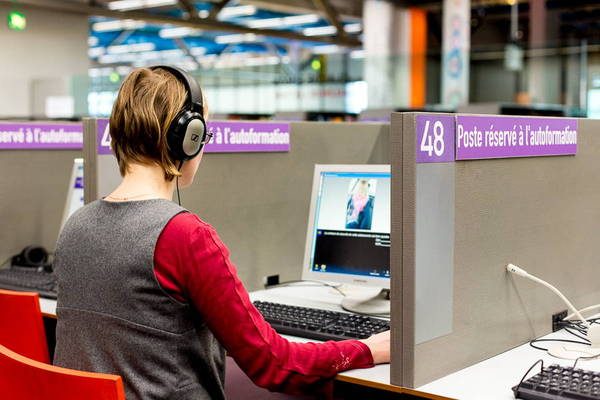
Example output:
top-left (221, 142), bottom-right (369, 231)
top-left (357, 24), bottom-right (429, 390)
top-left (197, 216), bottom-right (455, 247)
top-left (11, 246), bottom-right (49, 269)
top-left (150, 65), bottom-right (207, 162)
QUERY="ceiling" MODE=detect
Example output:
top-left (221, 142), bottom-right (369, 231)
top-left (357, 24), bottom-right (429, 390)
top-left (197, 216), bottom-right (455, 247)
top-left (5, 0), bottom-right (600, 71)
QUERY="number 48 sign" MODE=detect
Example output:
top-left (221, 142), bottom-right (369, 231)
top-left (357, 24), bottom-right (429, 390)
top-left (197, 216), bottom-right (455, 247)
top-left (415, 115), bottom-right (455, 163)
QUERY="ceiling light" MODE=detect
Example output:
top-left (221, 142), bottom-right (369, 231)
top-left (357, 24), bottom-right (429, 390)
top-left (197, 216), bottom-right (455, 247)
top-left (303, 25), bottom-right (336, 36)
top-left (107, 42), bottom-right (156, 54)
top-left (215, 33), bottom-right (260, 44)
top-left (217, 5), bottom-right (256, 19)
top-left (108, 0), bottom-right (177, 11)
top-left (344, 23), bottom-right (362, 33)
top-left (190, 47), bottom-right (206, 56)
top-left (88, 47), bottom-right (106, 58)
top-left (92, 19), bottom-right (146, 32)
top-left (303, 23), bottom-right (362, 37)
top-left (247, 13), bottom-right (320, 29)
top-left (312, 44), bottom-right (341, 54)
top-left (159, 27), bottom-right (202, 38)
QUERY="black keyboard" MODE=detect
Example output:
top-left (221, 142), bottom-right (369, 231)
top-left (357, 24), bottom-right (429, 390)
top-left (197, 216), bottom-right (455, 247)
top-left (0, 267), bottom-right (57, 299)
top-left (513, 364), bottom-right (600, 399)
top-left (253, 301), bottom-right (389, 342)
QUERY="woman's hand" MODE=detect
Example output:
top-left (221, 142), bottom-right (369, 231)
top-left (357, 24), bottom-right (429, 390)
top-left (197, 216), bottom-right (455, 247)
top-left (360, 330), bottom-right (390, 364)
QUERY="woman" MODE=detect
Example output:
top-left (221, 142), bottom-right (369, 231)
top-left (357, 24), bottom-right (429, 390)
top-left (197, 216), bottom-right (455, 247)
top-left (53, 66), bottom-right (390, 400)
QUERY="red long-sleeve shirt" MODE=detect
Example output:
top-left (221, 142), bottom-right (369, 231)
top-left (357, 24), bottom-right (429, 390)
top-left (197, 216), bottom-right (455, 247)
top-left (153, 212), bottom-right (374, 395)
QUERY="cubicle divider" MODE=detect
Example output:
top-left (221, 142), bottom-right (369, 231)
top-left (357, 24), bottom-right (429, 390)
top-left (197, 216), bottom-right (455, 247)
top-left (391, 112), bottom-right (600, 388)
top-left (0, 120), bottom-right (83, 260)
top-left (83, 119), bottom-right (390, 291)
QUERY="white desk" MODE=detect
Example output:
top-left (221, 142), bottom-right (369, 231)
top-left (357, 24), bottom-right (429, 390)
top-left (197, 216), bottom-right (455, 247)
top-left (417, 328), bottom-right (600, 400)
top-left (37, 287), bottom-right (600, 399)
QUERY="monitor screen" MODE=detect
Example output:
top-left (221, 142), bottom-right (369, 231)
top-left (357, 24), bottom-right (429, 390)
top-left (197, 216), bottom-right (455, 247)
top-left (60, 158), bottom-right (84, 231)
top-left (302, 165), bottom-right (391, 288)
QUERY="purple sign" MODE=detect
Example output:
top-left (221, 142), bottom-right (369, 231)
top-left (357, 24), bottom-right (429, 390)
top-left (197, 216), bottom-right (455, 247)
top-left (0, 122), bottom-right (83, 150)
top-left (97, 119), bottom-right (112, 155)
top-left (204, 121), bottom-right (290, 153)
top-left (456, 116), bottom-right (577, 160)
top-left (416, 115), bottom-right (456, 163)
top-left (96, 120), bottom-right (290, 155)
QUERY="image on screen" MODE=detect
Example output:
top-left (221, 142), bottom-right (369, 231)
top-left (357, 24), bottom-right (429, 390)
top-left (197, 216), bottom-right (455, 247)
top-left (345, 178), bottom-right (377, 230)
top-left (308, 170), bottom-right (390, 280)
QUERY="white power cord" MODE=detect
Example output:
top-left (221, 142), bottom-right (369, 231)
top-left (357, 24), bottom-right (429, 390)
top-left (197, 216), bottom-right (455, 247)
top-left (507, 263), bottom-right (600, 359)
top-left (506, 264), bottom-right (589, 327)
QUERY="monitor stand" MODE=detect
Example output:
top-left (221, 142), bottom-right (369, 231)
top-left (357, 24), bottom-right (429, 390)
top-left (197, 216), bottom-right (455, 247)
top-left (340, 288), bottom-right (390, 316)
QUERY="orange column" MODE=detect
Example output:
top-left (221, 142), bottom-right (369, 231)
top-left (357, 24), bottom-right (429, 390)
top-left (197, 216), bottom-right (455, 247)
top-left (409, 8), bottom-right (427, 108)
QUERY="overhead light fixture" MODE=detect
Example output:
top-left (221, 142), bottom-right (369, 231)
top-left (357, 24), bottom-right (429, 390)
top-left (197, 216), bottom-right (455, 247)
top-left (215, 33), bottom-right (260, 44)
top-left (107, 42), bottom-right (156, 54)
top-left (159, 27), bottom-right (202, 39)
top-left (88, 47), bottom-right (106, 58)
top-left (312, 44), bottom-right (341, 54)
top-left (303, 25), bottom-right (336, 36)
top-left (344, 23), bottom-right (362, 33)
top-left (189, 47), bottom-right (206, 56)
top-left (217, 5), bottom-right (256, 20)
top-left (92, 19), bottom-right (146, 32)
top-left (246, 13), bottom-right (320, 29)
top-left (243, 55), bottom-right (280, 67)
top-left (108, 0), bottom-right (177, 11)
top-left (303, 23), bottom-right (362, 37)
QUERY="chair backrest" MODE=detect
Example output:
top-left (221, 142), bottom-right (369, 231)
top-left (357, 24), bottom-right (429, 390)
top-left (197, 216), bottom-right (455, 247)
top-left (0, 289), bottom-right (49, 363)
top-left (0, 344), bottom-right (126, 400)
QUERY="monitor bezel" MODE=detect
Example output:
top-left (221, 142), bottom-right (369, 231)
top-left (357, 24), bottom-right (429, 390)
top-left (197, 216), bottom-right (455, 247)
top-left (301, 164), bottom-right (391, 289)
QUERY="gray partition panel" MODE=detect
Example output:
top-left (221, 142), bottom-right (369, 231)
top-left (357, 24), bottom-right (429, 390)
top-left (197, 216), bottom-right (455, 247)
top-left (392, 113), bottom-right (600, 388)
top-left (186, 122), bottom-right (390, 291)
top-left (0, 148), bottom-right (81, 259)
top-left (85, 121), bottom-right (390, 292)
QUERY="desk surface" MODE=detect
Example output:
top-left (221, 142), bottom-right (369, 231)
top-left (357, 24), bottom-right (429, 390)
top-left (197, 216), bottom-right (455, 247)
top-left (417, 328), bottom-right (600, 400)
top-left (38, 287), bottom-right (600, 399)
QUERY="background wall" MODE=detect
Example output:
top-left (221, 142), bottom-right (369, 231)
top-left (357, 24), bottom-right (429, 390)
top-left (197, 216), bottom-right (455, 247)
top-left (0, 4), bottom-right (88, 117)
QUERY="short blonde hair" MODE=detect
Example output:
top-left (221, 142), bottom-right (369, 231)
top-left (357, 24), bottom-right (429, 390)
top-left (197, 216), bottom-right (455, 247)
top-left (109, 67), bottom-right (188, 181)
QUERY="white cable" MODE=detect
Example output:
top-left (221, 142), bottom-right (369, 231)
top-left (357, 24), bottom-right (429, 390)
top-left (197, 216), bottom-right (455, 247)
top-left (565, 304), bottom-right (600, 321)
top-left (506, 264), bottom-right (590, 327)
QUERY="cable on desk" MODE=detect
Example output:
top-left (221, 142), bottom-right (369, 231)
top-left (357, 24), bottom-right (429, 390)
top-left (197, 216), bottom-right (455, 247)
top-left (563, 326), bottom-right (592, 343)
top-left (515, 359), bottom-right (544, 395)
top-left (529, 338), bottom-right (589, 352)
top-left (265, 280), bottom-right (347, 297)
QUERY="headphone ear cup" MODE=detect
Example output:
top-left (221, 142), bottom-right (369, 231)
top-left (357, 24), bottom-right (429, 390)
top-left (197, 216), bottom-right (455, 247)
top-left (182, 115), bottom-right (206, 158)
top-left (12, 246), bottom-right (48, 267)
top-left (167, 111), bottom-right (206, 161)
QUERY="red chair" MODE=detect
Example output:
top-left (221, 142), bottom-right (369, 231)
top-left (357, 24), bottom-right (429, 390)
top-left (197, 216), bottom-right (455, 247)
top-left (0, 343), bottom-right (126, 400)
top-left (0, 289), bottom-right (49, 363)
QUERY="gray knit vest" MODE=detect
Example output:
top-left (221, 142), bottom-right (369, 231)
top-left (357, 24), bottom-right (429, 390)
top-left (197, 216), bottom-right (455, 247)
top-left (53, 199), bottom-right (226, 400)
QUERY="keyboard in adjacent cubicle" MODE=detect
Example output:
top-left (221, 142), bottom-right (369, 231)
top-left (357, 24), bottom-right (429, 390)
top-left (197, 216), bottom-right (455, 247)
top-left (253, 301), bottom-right (389, 342)
top-left (0, 267), bottom-right (57, 299)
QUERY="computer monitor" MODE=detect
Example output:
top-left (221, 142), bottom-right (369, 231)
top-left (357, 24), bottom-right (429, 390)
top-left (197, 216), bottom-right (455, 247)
top-left (60, 158), bottom-right (84, 231)
top-left (302, 164), bottom-right (391, 314)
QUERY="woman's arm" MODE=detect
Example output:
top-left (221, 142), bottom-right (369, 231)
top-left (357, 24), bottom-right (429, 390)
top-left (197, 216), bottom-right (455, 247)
top-left (154, 213), bottom-right (388, 394)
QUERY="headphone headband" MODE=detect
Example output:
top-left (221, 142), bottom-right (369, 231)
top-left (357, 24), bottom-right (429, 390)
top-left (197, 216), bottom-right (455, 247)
top-left (150, 65), bottom-right (203, 114)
